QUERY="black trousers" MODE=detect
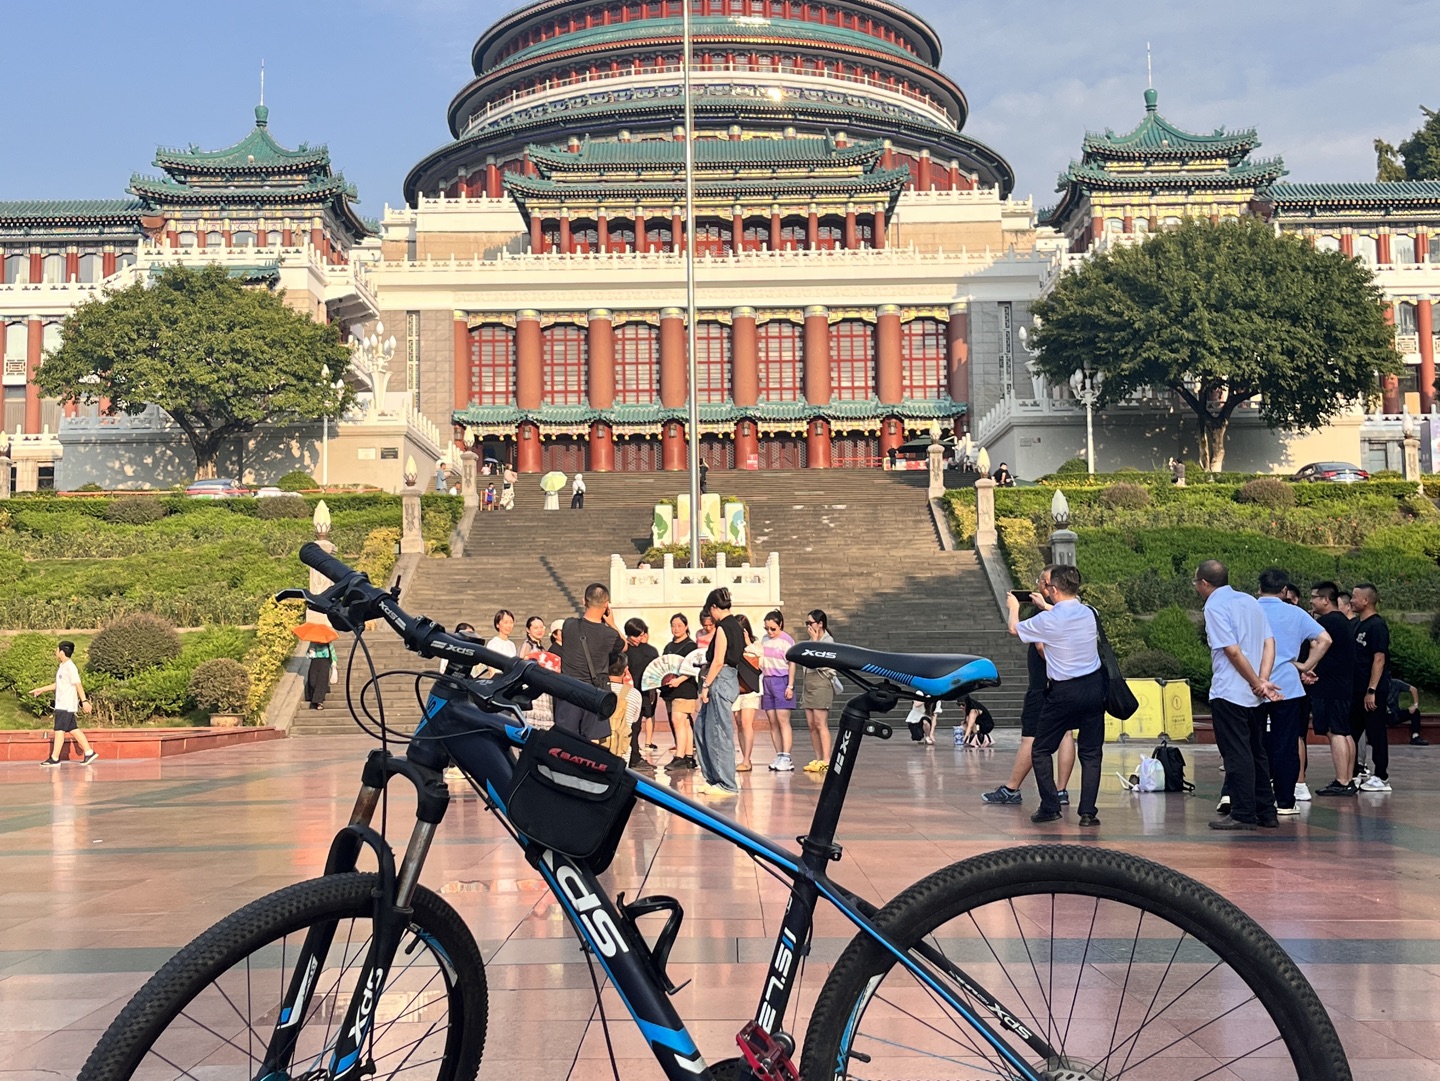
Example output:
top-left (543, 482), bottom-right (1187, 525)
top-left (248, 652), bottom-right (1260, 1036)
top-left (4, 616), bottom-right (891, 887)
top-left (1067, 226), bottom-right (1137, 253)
top-left (1032, 670), bottom-right (1105, 816)
top-left (1211, 698), bottom-right (1274, 824)
top-left (1352, 687), bottom-right (1390, 781)
top-left (571, 490), bottom-right (585, 509)
top-left (1262, 698), bottom-right (1304, 810)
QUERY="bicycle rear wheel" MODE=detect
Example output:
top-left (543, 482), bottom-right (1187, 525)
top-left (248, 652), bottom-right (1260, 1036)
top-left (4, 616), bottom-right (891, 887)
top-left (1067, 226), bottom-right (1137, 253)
top-left (79, 872), bottom-right (486, 1081)
top-left (802, 845), bottom-right (1349, 1081)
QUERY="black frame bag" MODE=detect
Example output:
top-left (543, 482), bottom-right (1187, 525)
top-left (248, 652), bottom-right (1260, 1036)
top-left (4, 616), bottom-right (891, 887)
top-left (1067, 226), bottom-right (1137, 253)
top-left (1088, 606), bottom-right (1139, 720)
top-left (506, 725), bottom-right (637, 873)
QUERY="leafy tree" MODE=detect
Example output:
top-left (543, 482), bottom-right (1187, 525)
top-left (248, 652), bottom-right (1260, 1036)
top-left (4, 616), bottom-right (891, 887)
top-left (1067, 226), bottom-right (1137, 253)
top-left (1374, 106), bottom-right (1440, 181)
top-left (1030, 218), bottom-right (1398, 471)
top-left (38, 265), bottom-right (353, 479)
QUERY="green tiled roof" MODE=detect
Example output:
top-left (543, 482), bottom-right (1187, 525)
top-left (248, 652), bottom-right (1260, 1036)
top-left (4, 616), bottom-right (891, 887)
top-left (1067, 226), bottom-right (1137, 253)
top-left (0, 198), bottom-right (146, 222)
top-left (1081, 90), bottom-right (1259, 159)
top-left (153, 107), bottom-right (331, 172)
top-left (129, 173), bottom-right (360, 204)
top-left (528, 135), bottom-right (885, 171)
top-left (1057, 157), bottom-right (1286, 192)
top-left (1266, 181), bottom-right (1440, 204)
top-left (504, 169), bottom-right (909, 202)
top-left (493, 16), bottom-right (922, 72)
top-left (453, 397), bottom-right (963, 427)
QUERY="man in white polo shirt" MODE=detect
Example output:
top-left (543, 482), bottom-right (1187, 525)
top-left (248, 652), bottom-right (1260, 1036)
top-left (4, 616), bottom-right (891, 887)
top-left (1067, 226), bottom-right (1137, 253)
top-left (1194, 560), bottom-right (1282, 831)
top-left (1007, 563), bottom-right (1105, 828)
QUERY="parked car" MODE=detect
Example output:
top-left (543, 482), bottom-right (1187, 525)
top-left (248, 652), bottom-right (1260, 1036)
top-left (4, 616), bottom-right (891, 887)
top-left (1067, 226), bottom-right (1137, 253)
top-left (1290, 462), bottom-right (1370, 483)
top-left (254, 486), bottom-right (286, 499)
top-left (185, 478), bottom-right (248, 498)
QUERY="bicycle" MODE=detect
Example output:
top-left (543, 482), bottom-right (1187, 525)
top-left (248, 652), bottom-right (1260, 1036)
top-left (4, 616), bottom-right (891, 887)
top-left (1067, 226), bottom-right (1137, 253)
top-left (79, 542), bottom-right (1352, 1081)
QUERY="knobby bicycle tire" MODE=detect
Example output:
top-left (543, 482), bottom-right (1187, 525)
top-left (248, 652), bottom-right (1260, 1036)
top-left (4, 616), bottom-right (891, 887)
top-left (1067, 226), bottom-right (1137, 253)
top-left (78, 872), bottom-right (487, 1081)
top-left (801, 844), bottom-right (1350, 1081)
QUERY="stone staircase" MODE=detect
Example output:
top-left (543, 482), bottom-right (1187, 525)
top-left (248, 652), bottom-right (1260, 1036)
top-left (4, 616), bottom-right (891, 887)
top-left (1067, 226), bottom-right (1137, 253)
top-left (291, 470), bottom-right (1027, 734)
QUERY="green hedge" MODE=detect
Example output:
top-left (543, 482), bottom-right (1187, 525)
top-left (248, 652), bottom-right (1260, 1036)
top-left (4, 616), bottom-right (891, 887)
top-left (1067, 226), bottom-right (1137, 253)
top-left (943, 494), bottom-right (976, 548)
top-left (1141, 607), bottom-right (1213, 697)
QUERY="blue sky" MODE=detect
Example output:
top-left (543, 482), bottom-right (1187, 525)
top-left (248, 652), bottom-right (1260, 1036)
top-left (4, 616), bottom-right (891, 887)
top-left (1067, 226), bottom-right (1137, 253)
top-left (3, 0), bottom-right (1435, 214)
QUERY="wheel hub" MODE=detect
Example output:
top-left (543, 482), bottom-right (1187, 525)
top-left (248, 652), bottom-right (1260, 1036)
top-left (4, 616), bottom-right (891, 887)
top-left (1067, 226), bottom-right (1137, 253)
top-left (1046, 1057), bottom-right (1113, 1081)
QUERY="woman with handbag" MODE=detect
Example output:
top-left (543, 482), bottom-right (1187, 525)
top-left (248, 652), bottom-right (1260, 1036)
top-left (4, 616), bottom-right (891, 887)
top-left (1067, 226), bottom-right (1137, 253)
top-left (304, 640), bottom-right (335, 710)
top-left (694, 588), bottom-right (743, 796)
top-left (800, 609), bottom-right (839, 773)
top-left (732, 614), bottom-right (763, 772)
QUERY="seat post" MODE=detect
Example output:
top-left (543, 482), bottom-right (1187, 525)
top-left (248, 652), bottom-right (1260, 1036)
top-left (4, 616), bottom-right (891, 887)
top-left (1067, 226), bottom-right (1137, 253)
top-left (798, 686), bottom-right (896, 870)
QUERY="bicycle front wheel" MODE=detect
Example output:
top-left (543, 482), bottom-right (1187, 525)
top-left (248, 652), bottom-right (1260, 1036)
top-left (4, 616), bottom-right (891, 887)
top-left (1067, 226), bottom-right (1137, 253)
top-left (803, 844), bottom-right (1349, 1081)
top-left (79, 872), bottom-right (487, 1081)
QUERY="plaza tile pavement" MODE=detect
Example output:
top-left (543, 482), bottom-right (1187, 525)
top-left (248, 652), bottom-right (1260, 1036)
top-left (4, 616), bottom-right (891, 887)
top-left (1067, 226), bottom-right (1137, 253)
top-left (1, 732), bottom-right (1438, 1079)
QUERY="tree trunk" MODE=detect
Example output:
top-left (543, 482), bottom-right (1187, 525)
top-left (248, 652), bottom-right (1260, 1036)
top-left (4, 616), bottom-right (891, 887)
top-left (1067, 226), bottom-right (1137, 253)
top-left (192, 433), bottom-right (223, 479)
top-left (1198, 416), bottom-right (1229, 472)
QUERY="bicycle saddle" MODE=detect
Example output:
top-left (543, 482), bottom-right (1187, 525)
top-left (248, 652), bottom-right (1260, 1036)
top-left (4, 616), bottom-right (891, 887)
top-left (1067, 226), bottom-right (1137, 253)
top-left (787, 641), bottom-right (1000, 699)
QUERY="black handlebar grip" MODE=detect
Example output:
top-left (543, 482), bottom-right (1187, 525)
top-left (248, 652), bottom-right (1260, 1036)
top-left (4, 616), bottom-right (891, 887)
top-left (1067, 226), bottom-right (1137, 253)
top-left (299, 542), bottom-right (361, 586)
top-left (523, 663), bottom-right (618, 719)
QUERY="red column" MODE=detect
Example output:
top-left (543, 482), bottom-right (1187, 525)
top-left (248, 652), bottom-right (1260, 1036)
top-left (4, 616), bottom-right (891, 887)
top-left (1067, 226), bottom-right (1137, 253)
top-left (844, 206), bottom-right (857, 250)
top-left (734, 419), bottom-right (759, 469)
top-left (732, 209), bottom-right (744, 252)
top-left (1340, 231), bottom-right (1354, 257)
top-left (659, 308), bottom-right (688, 407)
top-left (947, 304), bottom-right (969, 406)
top-left (770, 210), bottom-right (781, 250)
top-left (65, 251), bottom-right (79, 282)
top-left (598, 212), bottom-right (609, 251)
top-left (881, 142), bottom-right (894, 170)
top-left (310, 226), bottom-right (324, 249)
top-left (806, 209), bottom-right (819, 249)
top-left (876, 304), bottom-right (902, 404)
top-left (102, 251), bottom-right (116, 277)
top-left (516, 310), bottom-right (543, 409)
top-left (1382, 304), bottom-right (1401, 414)
top-left (916, 150), bottom-right (931, 191)
top-left (25, 319), bottom-right (43, 433)
top-left (635, 209), bottom-right (648, 253)
top-left (530, 216), bottom-right (544, 252)
top-left (559, 215), bottom-right (572, 254)
top-left (589, 421), bottom-right (615, 471)
top-left (671, 210), bottom-right (684, 252)
top-left (1123, 214), bottom-right (1134, 233)
top-left (661, 421), bottom-right (688, 470)
top-left (487, 162), bottom-right (502, 198)
top-left (807, 418), bottom-right (832, 468)
top-left (1419, 230), bottom-right (1431, 262)
top-left (167, 230), bottom-right (179, 248)
top-left (517, 421), bottom-right (542, 472)
top-left (731, 307), bottom-right (759, 407)
top-left (1091, 215), bottom-right (1104, 245)
top-left (454, 316), bottom-right (471, 409)
top-left (1419, 298), bottom-right (1436, 413)
top-left (873, 207), bottom-right (885, 249)
top-left (948, 161), bottom-right (961, 189)
top-left (880, 417), bottom-right (905, 460)
top-left (588, 309), bottom-right (615, 409)
top-left (222, 229), bottom-right (233, 247)
top-left (282, 227), bottom-right (294, 246)
top-left (803, 306), bottom-right (831, 404)
top-left (29, 253), bottom-right (42, 281)
top-left (1378, 232), bottom-right (1393, 265)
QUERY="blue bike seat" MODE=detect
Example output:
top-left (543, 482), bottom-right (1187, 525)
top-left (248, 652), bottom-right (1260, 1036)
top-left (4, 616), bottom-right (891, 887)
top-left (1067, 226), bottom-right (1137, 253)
top-left (786, 641), bottom-right (1000, 699)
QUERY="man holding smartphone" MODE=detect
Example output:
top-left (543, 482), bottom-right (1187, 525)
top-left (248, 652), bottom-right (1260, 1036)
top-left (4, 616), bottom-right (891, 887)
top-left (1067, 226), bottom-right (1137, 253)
top-left (557, 583), bottom-right (625, 741)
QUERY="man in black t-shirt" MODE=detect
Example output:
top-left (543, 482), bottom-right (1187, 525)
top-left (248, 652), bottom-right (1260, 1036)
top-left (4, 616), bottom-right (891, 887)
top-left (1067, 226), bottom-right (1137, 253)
top-left (1307, 582), bottom-right (1357, 796)
top-left (1349, 583), bottom-right (1393, 792)
top-left (624, 617), bottom-right (660, 772)
top-left (557, 583), bottom-right (625, 742)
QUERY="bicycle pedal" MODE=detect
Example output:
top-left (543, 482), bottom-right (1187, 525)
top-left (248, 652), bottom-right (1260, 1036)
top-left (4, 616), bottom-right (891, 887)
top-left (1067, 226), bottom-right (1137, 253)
top-left (736, 1021), bottom-right (799, 1081)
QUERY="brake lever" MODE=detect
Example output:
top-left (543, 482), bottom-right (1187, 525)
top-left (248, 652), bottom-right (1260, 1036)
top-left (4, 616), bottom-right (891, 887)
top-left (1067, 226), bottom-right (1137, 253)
top-left (274, 588), bottom-right (308, 603)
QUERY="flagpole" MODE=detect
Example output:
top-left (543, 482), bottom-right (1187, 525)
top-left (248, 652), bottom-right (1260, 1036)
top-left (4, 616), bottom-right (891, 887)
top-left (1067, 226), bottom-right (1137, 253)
top-left (682, 0), bottom-right (702, 570)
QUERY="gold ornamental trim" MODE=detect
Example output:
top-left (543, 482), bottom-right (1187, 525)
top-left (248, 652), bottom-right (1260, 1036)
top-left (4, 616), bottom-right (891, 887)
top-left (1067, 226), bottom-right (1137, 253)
top-left (900, 307), bottom-right (951, 324)
top-left (827, 307), bottom-right (878, 325)
top-left (466, 313), bottom-right (518, 330)
top-left (755, 309), bottom-right (805, 326)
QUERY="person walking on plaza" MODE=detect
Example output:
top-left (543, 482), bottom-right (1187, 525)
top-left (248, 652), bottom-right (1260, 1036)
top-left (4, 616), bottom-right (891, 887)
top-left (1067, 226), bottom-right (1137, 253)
top-left (759, 610), bottom-right (797, 772)
top-left (1006, 564), bottom-right (1104, 827)
top-left (501, 466), bottom-right (516, 510)
top-left (660, 614), bottom-right (699, 770)
top-left (1254, 570), bottom-right (1331, 816)
top-left (1194, 560), bottom-right (1282, 830)
top-left (981, 641), bottom-right (1077, 806)
top-left (699, 459), bottom-right (709, 494)
top-left (557, 583), bottom-right (625, 741)
top-left (570, 472), bottom-right (586, 509)
top-left (624, 617), bottom-right (660, 773)
top-left (800, 609), bottom-right (837, 772)
top-left (1304, 582), bottom-right (1358, 797)
top-left (303, 637), bottom-right (335, 710)
top-left (694, 587), bottom-right (743, 796)
top-left (31, 641), bottom-right (98, 766)
top-left (1350, 583), bottom-right (1395, 793)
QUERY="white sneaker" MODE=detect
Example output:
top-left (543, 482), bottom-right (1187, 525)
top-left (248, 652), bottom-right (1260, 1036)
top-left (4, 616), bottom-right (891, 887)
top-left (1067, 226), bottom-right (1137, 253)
top-left (1294, 783), bottom-right (1312, 802)
top-left (1359, 776), bottom-right (1392, 792)
top-left (768, 753), bottom-right (795, 772)
top-left (1276, 805), bottom-right (1300, 816)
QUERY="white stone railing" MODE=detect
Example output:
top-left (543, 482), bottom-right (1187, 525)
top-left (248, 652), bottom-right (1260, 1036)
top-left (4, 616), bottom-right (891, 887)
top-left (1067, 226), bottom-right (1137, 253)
top-left (610, 550), bottom-right (781, 613)
top-left (383, 244), bottom-right (1062, 272)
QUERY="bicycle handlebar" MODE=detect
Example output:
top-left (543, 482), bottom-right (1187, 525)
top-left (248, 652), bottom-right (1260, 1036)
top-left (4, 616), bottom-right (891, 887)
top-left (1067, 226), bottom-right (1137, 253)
top-left (295, 542), bottom-right (617, 720)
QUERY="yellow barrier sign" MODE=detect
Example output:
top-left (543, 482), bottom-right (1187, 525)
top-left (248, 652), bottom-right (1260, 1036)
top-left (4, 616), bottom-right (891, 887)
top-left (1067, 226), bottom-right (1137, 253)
top-left (1107, 678), bottom-right (1164, 742)
top-left (1160, 679), bottom-right (1194, 741)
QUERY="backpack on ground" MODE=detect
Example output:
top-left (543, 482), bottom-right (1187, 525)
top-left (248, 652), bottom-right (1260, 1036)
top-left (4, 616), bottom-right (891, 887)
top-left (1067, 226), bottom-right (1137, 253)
top-left (1152, 740), bottom-right (1194, 793)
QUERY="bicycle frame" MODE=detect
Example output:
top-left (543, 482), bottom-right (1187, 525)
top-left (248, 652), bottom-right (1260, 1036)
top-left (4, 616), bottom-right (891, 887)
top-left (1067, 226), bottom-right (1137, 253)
top-left (261, 669), bottom-right (1056, 1081)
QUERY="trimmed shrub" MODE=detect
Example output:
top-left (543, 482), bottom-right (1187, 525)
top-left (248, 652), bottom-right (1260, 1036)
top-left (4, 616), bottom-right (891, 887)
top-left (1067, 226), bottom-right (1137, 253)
top-left (1120, 648), bottom-right (1188, 680)
top-left (356, 527), bottom-right (401, 584)
top-left (244, 598), bottom-right (306, 718)
top-left (639, 542), bottom-right (750, 567)
top-left (996, 517), bottom-right (1044, 589)
top-left (1235, 478), bottom-right (1296, 508)
top-left (276, 471), bottom-right (317, 492)
top-left (189, 658), bottom-right (251, 714)
top-left (88, 613), bottom-right (182, 678)
top-left (1142, 606), bottom-right (1213, 696)
top-left (0, 550), bottom-right (24, 582)
top-left (105, 496), bottom-right (167, 524)
top-left (944, 493), bottom-right (976, 547)
top-left (256, 494), bottom-right (311, 520)
top-left (1403, 493), bottom-right (1440, 520)
top-left (75, 483), bottom-right (103, 492)
top-left (1100, 482), bottom-right (1151, 510)
top-left (1389, 621), bottom-right (1440, 692)
top-left (1055, 457), bottom-right (1089, 476)
top-left (1081, 581), bottom-right (1143, 659)
top-left (0, 633), bottom-right (68, 716)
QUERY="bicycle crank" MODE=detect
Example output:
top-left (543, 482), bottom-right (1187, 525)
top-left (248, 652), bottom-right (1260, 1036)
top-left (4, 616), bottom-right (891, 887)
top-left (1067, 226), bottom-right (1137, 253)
top-left (735, 1021), bottom-right (800, 1081)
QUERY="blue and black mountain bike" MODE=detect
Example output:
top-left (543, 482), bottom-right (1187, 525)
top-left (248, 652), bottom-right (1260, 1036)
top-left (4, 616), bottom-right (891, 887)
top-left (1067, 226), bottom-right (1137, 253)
top-left (79, 543), bottom-right (1351, 1081)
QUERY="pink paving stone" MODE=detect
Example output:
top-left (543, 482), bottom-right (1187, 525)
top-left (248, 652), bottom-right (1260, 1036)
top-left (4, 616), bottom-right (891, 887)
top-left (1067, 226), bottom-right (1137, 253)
top-left (0, 732), bottom-right (1436, 1077)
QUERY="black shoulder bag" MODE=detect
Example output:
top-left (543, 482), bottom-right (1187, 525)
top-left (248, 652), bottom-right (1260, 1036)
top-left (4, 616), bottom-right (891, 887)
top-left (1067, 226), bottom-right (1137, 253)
top-left (1088, 605), bottom-right (1139, 720)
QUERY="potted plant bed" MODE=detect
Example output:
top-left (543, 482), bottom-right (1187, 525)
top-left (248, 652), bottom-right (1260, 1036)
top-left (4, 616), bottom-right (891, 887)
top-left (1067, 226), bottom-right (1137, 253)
top-left (189, 659), bottom-right (252, 730)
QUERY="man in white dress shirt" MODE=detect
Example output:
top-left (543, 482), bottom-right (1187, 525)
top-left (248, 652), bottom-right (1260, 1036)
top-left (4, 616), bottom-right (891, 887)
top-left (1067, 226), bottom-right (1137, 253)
top-left (1007, 564), bottom-right (1105, 828)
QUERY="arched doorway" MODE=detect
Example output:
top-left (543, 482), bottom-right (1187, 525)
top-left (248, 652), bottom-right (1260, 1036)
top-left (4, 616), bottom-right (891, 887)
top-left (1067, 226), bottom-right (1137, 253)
top-left (540, 436), bottom-right (587, 473)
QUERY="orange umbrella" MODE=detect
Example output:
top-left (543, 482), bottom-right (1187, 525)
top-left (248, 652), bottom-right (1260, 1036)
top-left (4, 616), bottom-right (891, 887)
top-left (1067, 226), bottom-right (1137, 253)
top-left (292, 623), bottom-right (339, 645)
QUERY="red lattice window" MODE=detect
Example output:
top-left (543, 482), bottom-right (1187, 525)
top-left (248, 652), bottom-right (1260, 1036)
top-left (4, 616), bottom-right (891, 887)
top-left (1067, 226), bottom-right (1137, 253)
top-left (608, 221), bottom-right (635, 252)
top-left (829, 320), bottom-right (873, 400)
top-left (740, 221), bottom-right (769, 251)
top-left (617, 323), bottom-right (659, 403)
top-left (543, 324), bottom-right (588, 405)
top-left (646, 223), bottom-right (674, 253)
top-left (902, 318), bottom-right (946, 399)
top-left (470, 325), bottom-right (515, 405)
top-left (571, 222), bottom-right (600, 253)
top-left (694, 222), bottom-right (731, 257)
top-left (779, 218), bottom-right (808, 251)
top-left (816, 216), bottom-right (844, 250)
top-left (758, 321), bottom-right (801, 401)
top-left (854, 218), bottom-right (874, 249)
top-left (695, 322), bottom-right (731, 403)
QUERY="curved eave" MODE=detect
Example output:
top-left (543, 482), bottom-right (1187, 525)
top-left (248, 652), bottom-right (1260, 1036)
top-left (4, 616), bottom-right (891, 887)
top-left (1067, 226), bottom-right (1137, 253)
top-left (526, 138), bottom-right (887, 171)
top-left (470, 0), bottom-right (942, 72)
top-left (453, 395), bottom-right (963, 427)
top-left (152, 150), bottom-right (333, 173)
top-left (406, 96), bottom-right (1011, 203)
top-left (447, 37), bottom-right (967, 135)
top-left (502, 171), bottom-right (910, 202)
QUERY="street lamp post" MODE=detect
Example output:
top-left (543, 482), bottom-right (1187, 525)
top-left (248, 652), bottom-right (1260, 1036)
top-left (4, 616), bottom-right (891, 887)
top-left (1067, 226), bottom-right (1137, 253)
top-left (321, 364), bottom-right (330, 489)
top-left (1069, 362), bottom-right (1102, 475)
top-left (681, 0), bottom-right (702, 569)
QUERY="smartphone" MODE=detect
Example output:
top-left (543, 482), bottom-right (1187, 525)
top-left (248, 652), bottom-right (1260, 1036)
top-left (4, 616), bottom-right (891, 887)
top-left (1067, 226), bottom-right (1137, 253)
top-left (1010, 589), bottom-right (1037, 604)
